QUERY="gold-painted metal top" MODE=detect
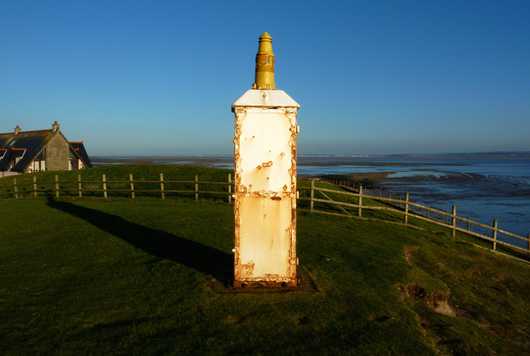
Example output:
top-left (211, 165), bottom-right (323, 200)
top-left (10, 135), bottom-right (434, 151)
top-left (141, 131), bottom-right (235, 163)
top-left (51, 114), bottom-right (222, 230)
top-left (252, 32), bottom-right (276, 90)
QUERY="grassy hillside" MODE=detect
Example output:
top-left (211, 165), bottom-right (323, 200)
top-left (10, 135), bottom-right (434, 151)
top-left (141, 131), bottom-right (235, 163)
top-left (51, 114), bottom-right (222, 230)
top-left (1, 167), bottom-right (530, 355)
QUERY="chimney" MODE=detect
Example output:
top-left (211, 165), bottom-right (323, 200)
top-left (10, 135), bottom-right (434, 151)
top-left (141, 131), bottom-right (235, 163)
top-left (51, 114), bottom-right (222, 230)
top-left (52, 120), bottom-right (60, 132)
top-left (14, 125), bottom-right (22, 135)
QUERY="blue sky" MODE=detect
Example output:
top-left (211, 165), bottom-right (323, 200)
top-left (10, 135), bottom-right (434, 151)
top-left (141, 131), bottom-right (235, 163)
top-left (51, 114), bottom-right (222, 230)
top-left (1, 0), bottom-right (529, 156)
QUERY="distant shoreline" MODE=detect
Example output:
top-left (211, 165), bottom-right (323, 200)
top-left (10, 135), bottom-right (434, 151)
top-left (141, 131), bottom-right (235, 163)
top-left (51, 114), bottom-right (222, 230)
top-left (91, 151), bottom-right (530, 169)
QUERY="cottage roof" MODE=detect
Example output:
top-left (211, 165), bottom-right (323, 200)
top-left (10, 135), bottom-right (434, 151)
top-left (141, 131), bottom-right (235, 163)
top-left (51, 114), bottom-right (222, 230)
top-left (0, 133), bottom-right (14, 147)
top-left (0, 129), bottom-right (56, 171)
top-left (0, 126), bottom-right (93, 171)
top-left (69, 141), bottom-right (92, 167)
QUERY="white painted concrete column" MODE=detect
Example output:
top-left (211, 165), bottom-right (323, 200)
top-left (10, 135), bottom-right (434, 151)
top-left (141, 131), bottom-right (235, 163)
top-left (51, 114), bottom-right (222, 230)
top-left (232, 89), bottom-right (300, 287)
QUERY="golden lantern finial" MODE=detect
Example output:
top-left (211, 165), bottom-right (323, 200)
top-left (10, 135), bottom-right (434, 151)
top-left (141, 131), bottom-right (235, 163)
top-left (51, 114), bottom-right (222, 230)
top-left (252, 32), bottom-right (276, 90)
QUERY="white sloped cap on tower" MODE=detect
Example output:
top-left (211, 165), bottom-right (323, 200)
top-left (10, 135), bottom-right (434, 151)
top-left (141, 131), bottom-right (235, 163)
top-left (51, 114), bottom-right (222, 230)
top-left (232, 89), bottom-right (300, 109)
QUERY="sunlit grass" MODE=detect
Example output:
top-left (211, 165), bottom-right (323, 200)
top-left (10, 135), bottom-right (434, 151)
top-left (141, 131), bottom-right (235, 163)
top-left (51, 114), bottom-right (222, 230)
top-left (1, 166), bottom-right (530, 354)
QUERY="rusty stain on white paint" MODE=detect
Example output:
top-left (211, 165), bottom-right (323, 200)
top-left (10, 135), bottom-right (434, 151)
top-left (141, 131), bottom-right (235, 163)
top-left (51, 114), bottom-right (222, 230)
top-left (232, 89), bottom-right (300, 287)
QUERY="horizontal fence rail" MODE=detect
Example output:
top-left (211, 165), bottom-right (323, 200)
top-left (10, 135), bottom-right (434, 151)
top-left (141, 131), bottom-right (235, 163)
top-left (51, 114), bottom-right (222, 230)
top-left (1, 173), bottom-right (528, 263)
top-left (1, 173), bottom-right (234, 203)
top-left (301, 179), bottom-right (530, 262)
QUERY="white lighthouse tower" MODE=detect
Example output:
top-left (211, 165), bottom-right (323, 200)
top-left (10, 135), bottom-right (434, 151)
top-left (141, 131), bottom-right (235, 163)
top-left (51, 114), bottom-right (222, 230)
top-left (232, 32), bottom-right (300, 287)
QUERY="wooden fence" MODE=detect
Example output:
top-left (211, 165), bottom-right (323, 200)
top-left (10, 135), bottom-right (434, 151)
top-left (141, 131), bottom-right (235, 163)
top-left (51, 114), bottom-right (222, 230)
top-left (2, 173), bottom-right (233, 203)
top-left (301, 179), bottom-right (530, 262)
top-left (2, 173), bottom-right (529, 262)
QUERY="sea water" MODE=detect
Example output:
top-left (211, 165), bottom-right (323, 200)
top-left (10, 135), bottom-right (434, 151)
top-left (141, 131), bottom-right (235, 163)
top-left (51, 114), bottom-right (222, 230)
top-left (297, 154), bottom-right (530, 238)
top-left (93, 153), bottom-right (530, 238)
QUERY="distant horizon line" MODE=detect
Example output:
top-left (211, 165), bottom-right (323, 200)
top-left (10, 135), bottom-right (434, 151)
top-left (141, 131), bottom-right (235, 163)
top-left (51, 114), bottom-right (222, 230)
top-left (91, 150), bottom-right (530, 159)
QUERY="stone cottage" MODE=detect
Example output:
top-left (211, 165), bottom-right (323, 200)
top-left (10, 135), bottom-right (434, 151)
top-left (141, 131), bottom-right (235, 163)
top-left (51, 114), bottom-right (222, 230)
top-left (0, 121), bottom-right (92, 173)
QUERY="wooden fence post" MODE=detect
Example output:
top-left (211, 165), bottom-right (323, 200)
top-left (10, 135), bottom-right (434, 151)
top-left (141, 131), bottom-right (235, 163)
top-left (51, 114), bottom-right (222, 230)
top-left (33, 176), bottom-right (38, 199)
top-left (102, 174), bottom-right (108, 199)
top-left (129, 174), bottom-right (135, 199)
top-left (160, 173), bottom-right (165, 200)
top-left (13, 178), bottom-right (18, 199)
top-left (228, 173), bottom-right (232, 204)
top-left (404, 192), bottom-right (410, 225)
top-left (310, 178), bottom-right (315, 213)
top-left (194, 174), bottom-right (199, 201)
top-left (492, 219), bottom-right (498, 251)
top-left (78, 174), bottom-right (83, 198)
top-left (55, 175), bottom-right (60, 199)
top-left (358, 185), bottom-right (363, 217)
top-left (451, 205), bottom-right (457, 239)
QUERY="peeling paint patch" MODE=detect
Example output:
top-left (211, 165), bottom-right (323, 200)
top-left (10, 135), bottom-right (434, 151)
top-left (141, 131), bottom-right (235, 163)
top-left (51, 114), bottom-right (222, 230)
top-left (240, 261), bottom-right (255, 279)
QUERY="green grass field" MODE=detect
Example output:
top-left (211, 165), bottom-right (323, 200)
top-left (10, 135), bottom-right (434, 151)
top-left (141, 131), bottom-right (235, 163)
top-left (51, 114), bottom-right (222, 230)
top-left (1, 167), bottom-right (530, 355)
